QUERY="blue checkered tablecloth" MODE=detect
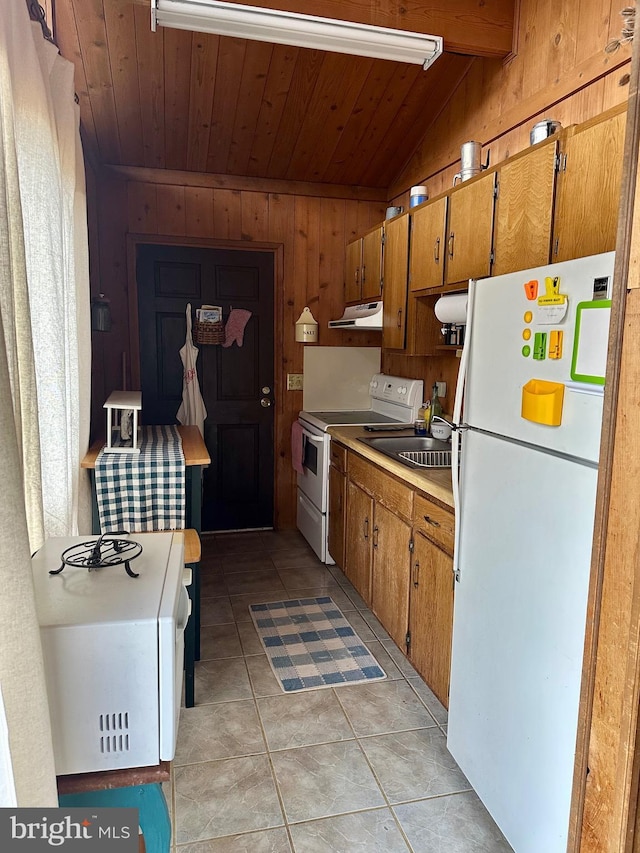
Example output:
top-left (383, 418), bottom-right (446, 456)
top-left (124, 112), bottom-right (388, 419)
top-left (95, 425), bottom-right (186, 532)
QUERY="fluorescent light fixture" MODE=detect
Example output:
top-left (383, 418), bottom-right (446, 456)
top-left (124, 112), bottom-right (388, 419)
top-left (151, 0), bottom-right (443, 69)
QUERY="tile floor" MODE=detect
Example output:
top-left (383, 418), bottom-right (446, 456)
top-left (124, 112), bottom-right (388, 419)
top-left (167, 530), bottom-right (512, 852)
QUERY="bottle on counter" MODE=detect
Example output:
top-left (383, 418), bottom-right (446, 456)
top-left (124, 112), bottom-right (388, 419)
top-left (429, 383), bottom-right (443, 434)
top-left (415, 401), bottom-right (429, 435)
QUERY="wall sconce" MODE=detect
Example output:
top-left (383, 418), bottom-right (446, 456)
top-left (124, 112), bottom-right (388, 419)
top-left (295, 307), bottom-right (318, 344)
top-left (91, 293), bottom-right (112, 332)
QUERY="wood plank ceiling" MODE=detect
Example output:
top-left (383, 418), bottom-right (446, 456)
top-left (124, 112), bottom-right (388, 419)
top-left (53, 0), bottom-right (515, 189)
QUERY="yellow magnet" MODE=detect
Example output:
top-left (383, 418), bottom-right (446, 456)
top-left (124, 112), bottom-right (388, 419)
top-left (524, 311), bottom-right (533, 323)
top-left (548, 329), bottom-right (564, 359)
top-left (538, 276), bottom-right (567, 306)
top-left (522, 328), bottom-right (532, 340)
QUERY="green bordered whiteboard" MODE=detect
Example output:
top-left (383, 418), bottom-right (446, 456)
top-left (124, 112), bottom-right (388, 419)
top-left (570, 300), bottom-right (611, 385)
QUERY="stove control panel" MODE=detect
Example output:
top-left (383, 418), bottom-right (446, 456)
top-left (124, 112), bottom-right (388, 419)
top-left (369, 374), bottom-right (423, 417)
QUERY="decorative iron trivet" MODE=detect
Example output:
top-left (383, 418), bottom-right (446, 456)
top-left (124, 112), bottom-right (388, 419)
top-left (51, 534), bottom-right (143, 578)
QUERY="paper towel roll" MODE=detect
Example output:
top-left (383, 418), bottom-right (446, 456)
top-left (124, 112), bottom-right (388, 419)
top-left (434, 293), bottom-right (468, 324)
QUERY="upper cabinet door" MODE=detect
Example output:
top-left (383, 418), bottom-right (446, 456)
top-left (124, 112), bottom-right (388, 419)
top-left (345, 238), bottom-right (362, 303)
top-left (445, 171), bottom-right (496, 287)
top-left (409, 197), bottom-right (448, 292)
top-left (382, 215), bottom-right (410, 350)
top-left (553, 107), bottom-right (626, 263)
top-left (493, 140), bottom-right (558, 277)
top-left (361, 225), bottom-right (383, 301)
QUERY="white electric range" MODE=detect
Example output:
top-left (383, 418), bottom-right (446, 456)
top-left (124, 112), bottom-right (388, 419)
top-left (297, 374), bottom-right (423, 562)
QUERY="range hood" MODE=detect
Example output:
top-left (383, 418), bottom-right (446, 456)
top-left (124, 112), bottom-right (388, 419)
top-left (328, 301), bottom-right (383, 330)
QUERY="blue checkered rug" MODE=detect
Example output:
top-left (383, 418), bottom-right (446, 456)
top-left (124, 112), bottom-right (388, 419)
top-left (249, 596), bottom-right (386, 693)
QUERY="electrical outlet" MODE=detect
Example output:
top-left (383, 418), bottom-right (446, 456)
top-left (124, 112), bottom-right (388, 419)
top-left (436, 381), bottom-right (447, 397)
top-left (287, 373), bottom-right (304, 391)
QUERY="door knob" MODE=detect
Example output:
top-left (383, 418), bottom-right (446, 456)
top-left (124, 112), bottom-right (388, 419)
top-left (260, 398), bottom-right (272, 407)
top-left (262, 386), bottom-right (271, 395)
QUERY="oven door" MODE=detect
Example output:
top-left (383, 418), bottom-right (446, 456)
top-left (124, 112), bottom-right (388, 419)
top-left (296, 420), bottom-right (329, 512)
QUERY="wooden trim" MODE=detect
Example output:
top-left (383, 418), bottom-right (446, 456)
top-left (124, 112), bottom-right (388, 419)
top-left (104, 164), bottom-right (388, 202)
top-left (574, 28), bottom-right (640, 853)
top-left (125, 232), bottom-right (284, 532)
top-left (57, 761), bottom-right (171, 795)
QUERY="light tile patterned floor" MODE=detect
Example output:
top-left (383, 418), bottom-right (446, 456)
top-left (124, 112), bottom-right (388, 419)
top-left (169, 531), bottom-right (512, 852)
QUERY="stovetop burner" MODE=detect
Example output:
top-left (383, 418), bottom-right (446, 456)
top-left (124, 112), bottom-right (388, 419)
top-left (51, 534), bottom-right (143, 578)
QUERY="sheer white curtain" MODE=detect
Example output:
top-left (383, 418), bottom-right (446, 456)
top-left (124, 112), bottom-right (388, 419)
top-left (6, 3), bottom-right (91, 545)
top-left (0, 0), bottom-right (93, 805)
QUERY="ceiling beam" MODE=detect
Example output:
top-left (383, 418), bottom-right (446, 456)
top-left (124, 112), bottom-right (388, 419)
top-left (142, 0), bottom-right (515, 59)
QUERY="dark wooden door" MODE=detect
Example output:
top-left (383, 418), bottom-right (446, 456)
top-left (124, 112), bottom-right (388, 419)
top-left (136, 243), bottom-right (274, 531)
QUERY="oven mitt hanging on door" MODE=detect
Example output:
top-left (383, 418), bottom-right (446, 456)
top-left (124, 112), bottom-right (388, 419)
top-left (222, 308), bottom-right (252, 347)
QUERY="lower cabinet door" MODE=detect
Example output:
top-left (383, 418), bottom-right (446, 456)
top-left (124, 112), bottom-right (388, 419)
top-left (344, 480), bottom-right (373, 604)
top-left (328, 465), bottom-right (346, 568)
top-left (408, 531), bottom-right (454, 707)
top-left (371, 502), bottom-right (411, 649)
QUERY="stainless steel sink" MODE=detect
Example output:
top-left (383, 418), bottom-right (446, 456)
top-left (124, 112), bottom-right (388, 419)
top-left (358, 435), bottom-right (452, 469)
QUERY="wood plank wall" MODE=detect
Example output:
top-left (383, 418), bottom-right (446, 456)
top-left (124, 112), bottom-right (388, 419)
top-left (89, 174), bottom-right (385, 528)
top-left (382, 0), bottom-right (633, 409)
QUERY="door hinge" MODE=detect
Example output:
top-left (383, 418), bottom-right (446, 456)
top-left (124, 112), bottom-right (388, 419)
top-left (553, 237), bottom-right (560, 256)
top-left (409, 537), bottom-right (414, 553)
top-left (555, 152), bottom-right (567, 172)
top-left (381, 232), bottom-right (386, 247)
top-left (405, 630), bottom-right (411, 651)
top-left (493, 180), bottom-right (499, 199)
top-left (489, 249), bottom-right (495, 266)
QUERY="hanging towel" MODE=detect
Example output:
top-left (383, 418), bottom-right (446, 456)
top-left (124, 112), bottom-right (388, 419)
top-left (222, 308), bottom-right (252, 347)
top-left (291, 421), bottom-right (305, 475)
top-left (177, 303), bottom-right (207, 436)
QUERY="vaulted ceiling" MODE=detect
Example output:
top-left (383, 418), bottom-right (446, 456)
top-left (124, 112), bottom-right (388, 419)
top-left (53, 0), bottom-right (515, 190)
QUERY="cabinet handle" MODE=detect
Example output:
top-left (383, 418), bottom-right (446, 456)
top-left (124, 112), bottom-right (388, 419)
top-left (397, 309), bottom-right (402, 328)
top-left (423, 514), bottom-right (441, 528)
top-left (355, 267), bottom-right (360, 284)
top-left (363, 517), bottom-right (369, 540)
top-left (373, 525), bottom-right (379, 549)
top-left (434, 237), bottom-right (440, 263)
top-left (448, 233), bottom-right (455, 259)
top-left (413, 559), bottom-right (420, 588)
top-left (362, 264), bottom-right (366, 284)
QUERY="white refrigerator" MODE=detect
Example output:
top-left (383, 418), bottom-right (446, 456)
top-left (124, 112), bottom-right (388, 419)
top-left (447, 252), bottom-right (615, 853)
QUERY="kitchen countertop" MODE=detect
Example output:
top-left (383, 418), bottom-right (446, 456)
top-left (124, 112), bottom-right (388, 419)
top-left (328, 426), bottom-right (454, 509)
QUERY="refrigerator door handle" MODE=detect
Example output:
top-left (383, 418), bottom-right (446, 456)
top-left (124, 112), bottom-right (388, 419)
top-left (451, 280), bottom-right (476, 582)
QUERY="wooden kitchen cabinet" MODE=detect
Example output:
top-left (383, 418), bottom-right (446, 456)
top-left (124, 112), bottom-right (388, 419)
top-left (409, 196), bottom-right (448, 292)
top-left (344, 479), bottom-right (374, 603)
top-left (382, 214), bottom-right (410, 349)
top-left (552, 104), bottom-right (626, 262)
top-left (408, 530), bottom-right (454, 707)
top-left (445, 170), bottom-right (496, 287)
top-left (361, 225), bottom-right (384, 301)
top-left (371, 501), bottom-right (412, 649)
top-left (347, 452), bottom-right (414, 614)
top-left (345, 237), bottom-right (362, 303)
top-left (492, 138), bottom-right (558, 276)
top-left (328, 463), bottom-right (346, 569)
top-left (343, 448), bottom-right (456, 703)
top-left (345, 225), bottom-right (383, 304)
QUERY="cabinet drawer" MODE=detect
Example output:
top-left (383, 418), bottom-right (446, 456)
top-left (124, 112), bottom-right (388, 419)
top-left (349, 454), bottom-right (413, 520)
top-left (330, 441), bottom-right (347, 473)
top-left (414, 494), bottom-right (454, 555)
